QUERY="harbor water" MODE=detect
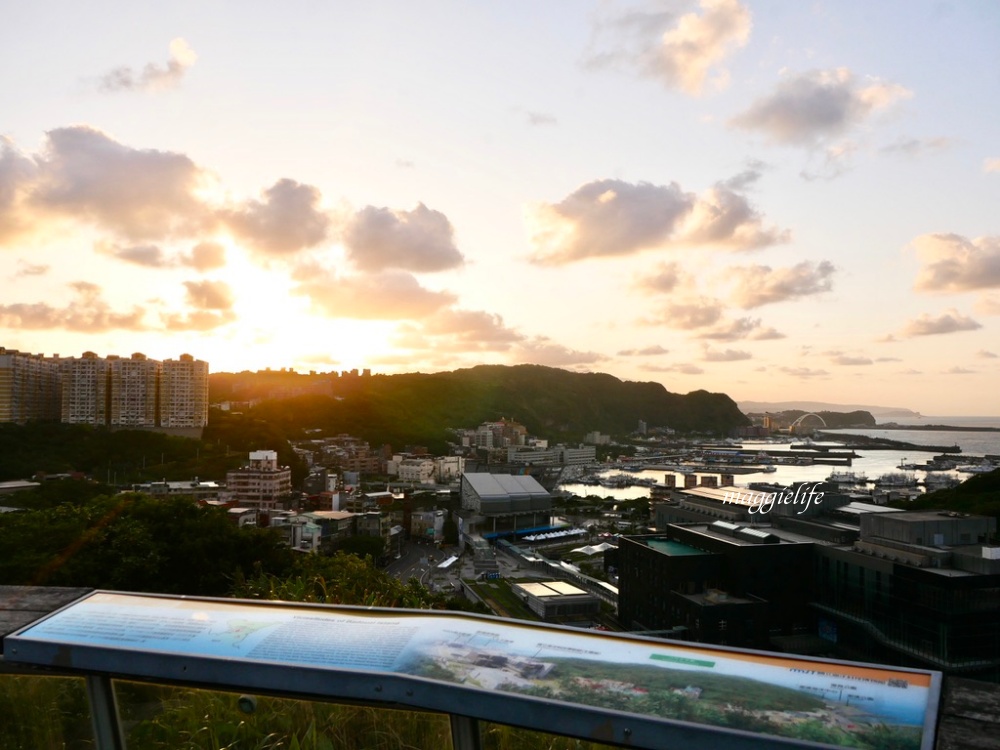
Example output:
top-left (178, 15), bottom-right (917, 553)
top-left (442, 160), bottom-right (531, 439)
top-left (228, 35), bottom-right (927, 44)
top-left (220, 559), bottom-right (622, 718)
top-left (557, 422), bottom-right (1000, 501)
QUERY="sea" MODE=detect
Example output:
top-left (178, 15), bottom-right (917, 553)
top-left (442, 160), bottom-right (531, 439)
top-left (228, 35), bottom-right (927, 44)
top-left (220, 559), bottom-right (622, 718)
top-left (557, 416), bottom-right (1000, 501)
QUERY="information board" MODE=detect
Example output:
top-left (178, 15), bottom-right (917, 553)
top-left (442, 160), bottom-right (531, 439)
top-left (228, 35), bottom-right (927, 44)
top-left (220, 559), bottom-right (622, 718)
top-left (5, 591), bottom-right (940, 750)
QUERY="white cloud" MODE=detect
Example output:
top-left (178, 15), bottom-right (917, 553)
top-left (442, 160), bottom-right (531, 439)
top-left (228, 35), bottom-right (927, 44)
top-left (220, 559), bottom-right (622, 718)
top-left (25, 126), bottom-right (211, 241)
top-left (618, 345), bottom-right (670, 356)
top-left (900, 309), bottom-right (982, 337)
top-left (730, 68), bottom-right (911, 146)
top-left (393, 309), bottom-right (524, 352)
top-left (679, 185), bottom-right (790, 248)
top-left (295, 269), bottom-right (456, 320)
top-left (702, 347), bottom-right (751, 362)
top-left (528, 179), bottom-right (691, 264)
top-left (183, 280), bottom-right (233, 310)
top-left (636, 262), bottom-right (684, 293)
top-left (832, 355), bottom-right (873, 366)
top-left (0, 137), bottom-right (39, 243)
top-left (698, 317), bottom-right (784, 341)
top-left (526, 112), bottom-right (558, 126)
top-left (913, 234), bottom-right (1000, 292)
top-left (161, 309), bottom-right (236, 332)
top-left (779, 366), bottom-right (829, 379)
top-left (224, 179), bottom-right (330, 256)
top-left (641, 363), bottom-right (704, 375)
top-left (983, 158), bottom-right (1000, 173)
top-left (975, 294), bottom-right (1000, 315)
top-left (729, 261), bottom-right (835, 307)
top-left (343, 203), bottom-right (464, 272)
top-left (589, 0), bottom-right (751, 95)
top-left (644, 0), bottom-right (751, 94)
top-left (652, 298), bottom-right (724, 329)
top-left (184, 241), bottom-right (227, 271)
top-left (12, 260), bottom-right (49, 278)
top-left (879, 136), bottom-right (951, 157)
top-left (99, 38), bottom-right (198, 92)
top-left (0, 282), bottom-right (146, 332)
top-left (96, 241), bottom-right (168, 267)
top-left (528, 178), bottom-right (787, 264)
top-left (514, 338), bottom-right (608, 366)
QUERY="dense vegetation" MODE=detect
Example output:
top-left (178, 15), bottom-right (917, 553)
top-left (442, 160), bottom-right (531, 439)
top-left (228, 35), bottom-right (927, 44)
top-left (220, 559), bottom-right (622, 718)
top-left (217, 364), bottom-right (749, 453)
top-left (0, 413), bottom-right (307, 484)
top-left (0, 491), bottom-right (477, 612)
top-left (0, 489), bottom-right (617, 750)
top-left (893, 467), bottom-right (1000, 519)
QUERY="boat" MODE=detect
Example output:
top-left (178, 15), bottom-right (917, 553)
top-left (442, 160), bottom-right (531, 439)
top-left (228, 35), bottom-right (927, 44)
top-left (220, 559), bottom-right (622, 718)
top-left (599, 474), bottom-right (633, 488)
top-left (827, 471), bottom-right (868, 485)
top-left (874, 472), bottom-right (917, 487)
top-left (663, 465), bottom-right (695, 474)
top-left (956, 462), bottom-right (998, 474)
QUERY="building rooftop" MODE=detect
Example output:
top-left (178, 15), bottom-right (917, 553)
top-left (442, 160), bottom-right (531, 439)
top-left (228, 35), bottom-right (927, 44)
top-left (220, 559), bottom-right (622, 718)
top-left (515, 581), bottom-right (588, 598)
top-left (303, 511), bottom-right (355, 521)
top-left (874, 510), bottom-right (983, 523)
top-left (835, 502), bottom-right (905, 516)
top-left (645, 539), bottom-right (709, 556)
top-left (463, 473), bottom-right (549, 499)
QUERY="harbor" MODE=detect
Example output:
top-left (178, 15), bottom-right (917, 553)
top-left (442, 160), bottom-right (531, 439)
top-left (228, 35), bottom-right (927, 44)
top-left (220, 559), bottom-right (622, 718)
top-left (557, 429), bottom-right (999, 502)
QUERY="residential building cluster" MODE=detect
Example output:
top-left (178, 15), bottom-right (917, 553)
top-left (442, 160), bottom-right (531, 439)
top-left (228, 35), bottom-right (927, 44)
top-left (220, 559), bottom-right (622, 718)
top-left (613, 481), bottom-right (1000, 682)
top-left (0, 348), bottom-right (208, 429)
top-left (453, 418), bottom-right (528, 450)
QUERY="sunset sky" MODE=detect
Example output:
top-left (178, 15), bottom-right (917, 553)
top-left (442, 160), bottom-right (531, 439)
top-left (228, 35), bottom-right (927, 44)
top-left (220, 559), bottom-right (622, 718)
top-left (2, 1), bottom-right (999, 415)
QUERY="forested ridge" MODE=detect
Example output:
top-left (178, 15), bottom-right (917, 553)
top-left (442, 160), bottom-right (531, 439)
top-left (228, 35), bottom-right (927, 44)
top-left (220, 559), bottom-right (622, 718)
top-left (213, 363), bottom-right (749, 452)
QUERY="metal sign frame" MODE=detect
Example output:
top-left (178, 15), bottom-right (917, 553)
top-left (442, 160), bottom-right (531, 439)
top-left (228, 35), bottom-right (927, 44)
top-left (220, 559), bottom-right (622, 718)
top-left (4, 590), bottom-right (942, 750)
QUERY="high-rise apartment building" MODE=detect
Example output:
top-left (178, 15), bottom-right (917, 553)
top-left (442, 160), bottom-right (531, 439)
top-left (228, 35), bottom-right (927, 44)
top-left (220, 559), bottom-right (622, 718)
top-left (0, 347), bottom-right (209, 430)
top-left (109, 353), bottom-right (161, 427)
top-left (60, 351), bottom-right (110, 425)
top-left (0, 348), bottom-right (61, 423)
top-left (160, 354), bottom-right (208, 428)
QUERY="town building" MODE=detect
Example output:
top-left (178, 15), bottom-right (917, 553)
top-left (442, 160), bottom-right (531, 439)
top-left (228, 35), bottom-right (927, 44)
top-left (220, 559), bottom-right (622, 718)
top-left (475, 419), bottom-right (527, 450)
top-left (131, 479), bottom-right (224, 500)
top-left (617, 484), bottom-right (1000, 680)
top-left (225, 450), bottom-right (292, 513)
top-left (108, 353), bottom-right (160, 427)
top-left (0, 348), bottom-right (209, 431)
top-left (411, 508), bottom-right (447, 543)
top-left (397, 457), bottom-right (435, 484)
top-left (506, 444), bottom-right (597, 466)
top-left (513, 581), bottom-right (601, 623)
top-left (159, 354), bottom-right (209, 428)
top-left (0, 348), bottom-right (61, 423)
top-left (458, 473), bottom-right (553, 541)
top-left (60, 351), bottom-right (110, 425)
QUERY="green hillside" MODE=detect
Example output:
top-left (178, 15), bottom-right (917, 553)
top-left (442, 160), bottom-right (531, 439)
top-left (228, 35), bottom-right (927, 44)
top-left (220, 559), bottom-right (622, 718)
top-left (894, 467), bottom-right (1000, 520)
top-left (218, 364), bottom-right (748, 451)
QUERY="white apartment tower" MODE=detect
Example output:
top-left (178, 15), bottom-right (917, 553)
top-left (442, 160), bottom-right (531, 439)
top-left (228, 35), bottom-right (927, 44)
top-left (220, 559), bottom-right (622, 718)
top-left (60, 351), bottom-right (110, 425)
top-left (1, 348), bottom-right (211, 429)
top-left (0, 348), bottom-right (61, 423)
top-left (109, 353), bottom-right (161, 427)
top-left (160, 354), bottom-right (209, 428)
